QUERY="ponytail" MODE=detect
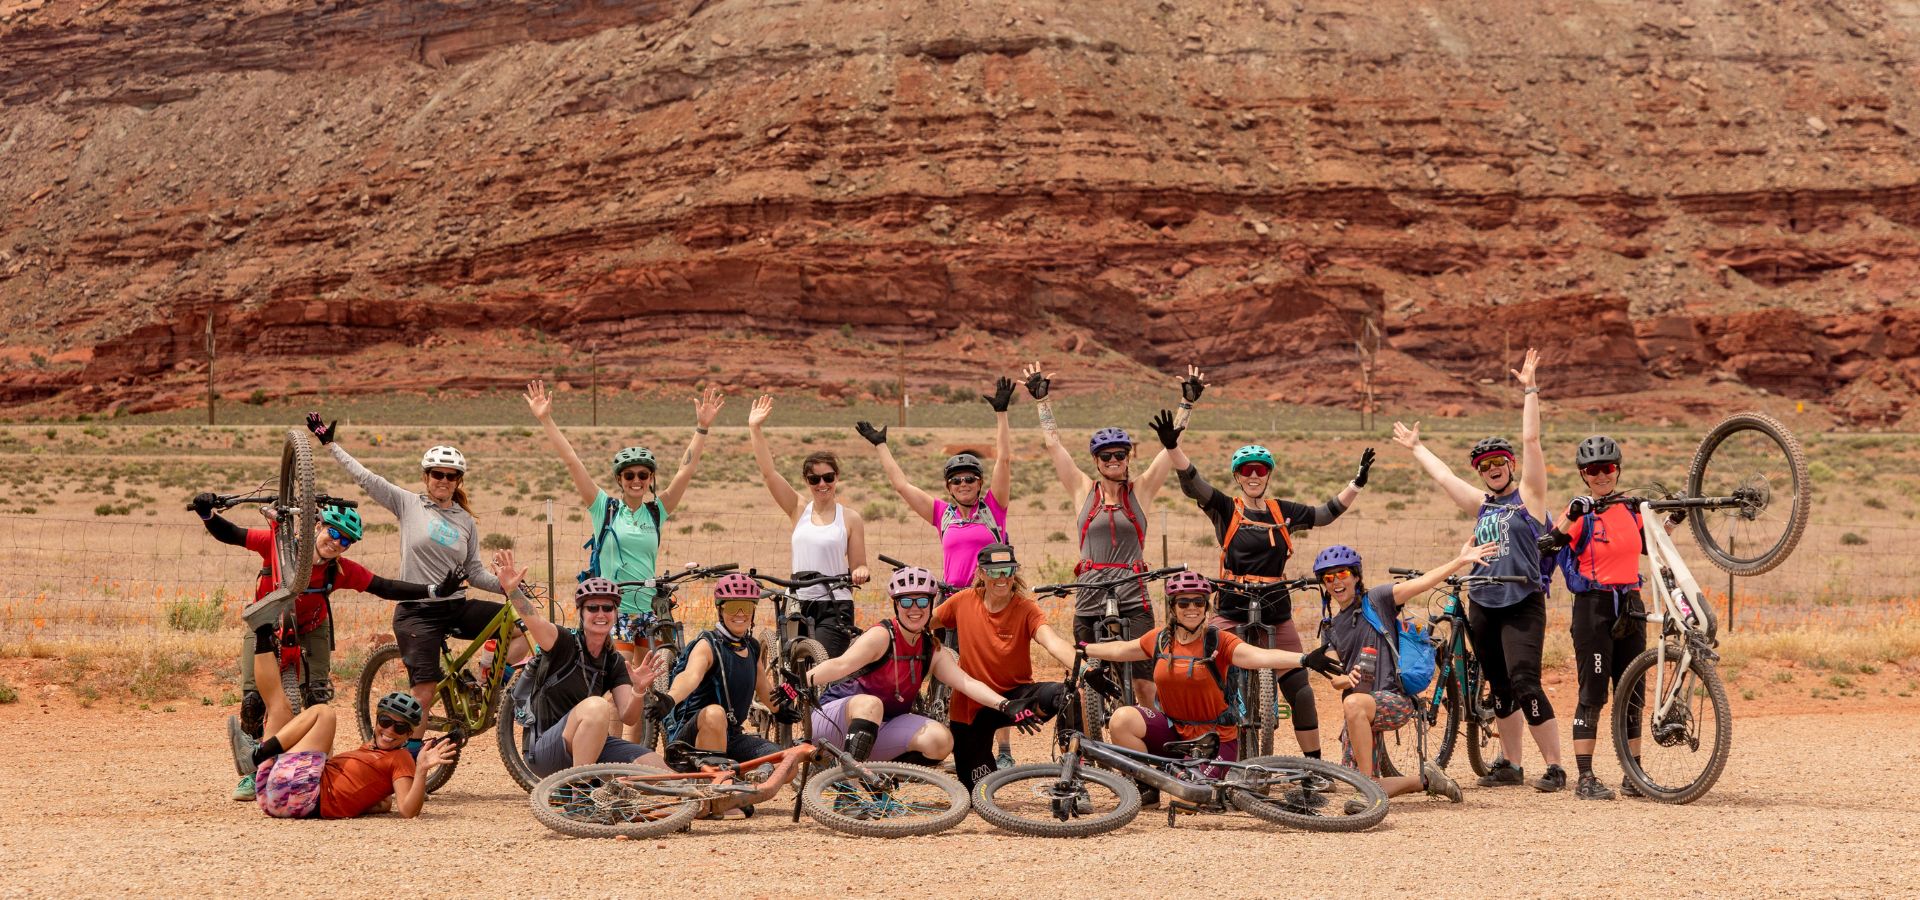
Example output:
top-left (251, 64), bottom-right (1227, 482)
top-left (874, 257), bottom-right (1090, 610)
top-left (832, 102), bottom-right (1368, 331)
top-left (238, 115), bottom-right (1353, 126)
top-left (452, 485), bottom-right (474, 517)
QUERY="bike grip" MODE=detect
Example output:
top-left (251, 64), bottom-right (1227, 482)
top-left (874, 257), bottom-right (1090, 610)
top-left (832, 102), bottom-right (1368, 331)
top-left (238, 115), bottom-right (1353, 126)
top-left (877, 554), bottom-right (909, 569)
top-left (705, 563), bottom-right (740, 575)
top-left (1388, 567), bottom-right (1421, 576)
top-left (1142, 565), bottom-right (1187, 579)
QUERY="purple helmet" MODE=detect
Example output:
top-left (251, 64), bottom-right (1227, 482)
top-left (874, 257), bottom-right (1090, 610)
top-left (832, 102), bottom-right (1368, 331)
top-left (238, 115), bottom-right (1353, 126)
top-left (888, 566), bottom-right (939, 600)
top-left (1089, 427), bottom-right (1132, 454)
top-left (575, 577), bottom-right (620, 606)
top-left (1312, 545), bottom-right (1363, 576)
top-left (1164, 570), bottom-right (1212, 597)
top-left (712, 573), bottom-right (761, 603)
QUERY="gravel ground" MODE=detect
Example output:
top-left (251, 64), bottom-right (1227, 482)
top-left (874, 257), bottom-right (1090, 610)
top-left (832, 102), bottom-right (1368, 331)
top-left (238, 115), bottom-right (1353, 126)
top-left (2, 701), bottom-right (1916, 899)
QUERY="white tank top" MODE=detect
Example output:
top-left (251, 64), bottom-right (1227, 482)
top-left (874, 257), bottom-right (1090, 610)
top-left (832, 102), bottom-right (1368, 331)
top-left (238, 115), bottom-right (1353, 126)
top-left (791, 501), bottom-right (853, 603)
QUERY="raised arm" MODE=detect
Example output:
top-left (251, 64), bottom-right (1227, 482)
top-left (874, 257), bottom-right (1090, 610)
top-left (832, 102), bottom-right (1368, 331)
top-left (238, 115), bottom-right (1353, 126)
top-left (857, 421), bottom-right (937, 524)
top-left (1135, 366), bottom-right (1209, 506)
top-left (660, 385), bottom-right (724, 514)
top-left (802, 626), bottom-right (888, 686)
top-left (310, 414), bottom-right (412, 514)
top-left (1389, 541), bottom-right (1499, 606)
top-left (1082, 637), bottom-right (1152, 663)
top-left (524, 380), bottom-right (599, 508)
top-left (1511, 349), bottom-right (1549, 522)
top-left (984, 376), bottom-right (1016, 501)
top-left (746, 395), bottom-right (801, 519)
top-left (1391, 421), bottom-right (1484, 513)
top-left (1024, 360), bottom-right (1095, 497)
top-left (489, 550), bottom-right (557, 650)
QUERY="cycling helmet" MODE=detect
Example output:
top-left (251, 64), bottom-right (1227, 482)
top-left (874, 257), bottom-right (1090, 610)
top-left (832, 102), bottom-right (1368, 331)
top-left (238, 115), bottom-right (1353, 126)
top-left (1312, 544), bottom-right (1363, 577)
top-left (942, 453), bottom-right (984, 480)
top-left (318, 505), bottom-right (363, 542)
top-left (712, 573), bottom-right (761, 603)
top-left (1164, 570), bottom-right (1212, 597)
top-left (888, 566), bottom-right (939, 600)
top-left (420, 445), bottom-right (468, 473)
top-left (1575, 435), bottom-right (1622, 467)
top-left (376, 691), bottom-right (424, 727)
top-left (575, 577), bottom-right (620, 606)
top-left (1089, 427), bottom-right (1132, 454)
top-left (1230, 444), bottom-right (1275, 473)
top-left (612, 446), bottom-right (657, 476)
top-left (1469, 436), bottom-right (1515, 467)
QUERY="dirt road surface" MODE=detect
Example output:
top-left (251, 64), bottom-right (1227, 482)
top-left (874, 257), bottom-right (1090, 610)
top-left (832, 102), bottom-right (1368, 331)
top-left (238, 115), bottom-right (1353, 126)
top-left (3, 696), bottom-right (1916, 899)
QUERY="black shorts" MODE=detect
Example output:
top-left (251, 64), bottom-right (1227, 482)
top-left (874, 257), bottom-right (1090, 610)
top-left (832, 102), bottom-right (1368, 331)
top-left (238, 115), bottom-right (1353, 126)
top-left (1074, 606), bottom-right (1155, 682)
top-left (393, 599), bottom-right (505, 686)
top-left (1569, 589), bottom-right (1647, 711)
top-left (669, 716), bottom-right (782, 764)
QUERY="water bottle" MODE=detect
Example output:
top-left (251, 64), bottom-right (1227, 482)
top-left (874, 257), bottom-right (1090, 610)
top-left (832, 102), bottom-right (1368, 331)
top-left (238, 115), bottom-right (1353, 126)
top-left (1354, 646), bottom-right (1379, 693)
top-left (473, 638), bottom-right (497, 679)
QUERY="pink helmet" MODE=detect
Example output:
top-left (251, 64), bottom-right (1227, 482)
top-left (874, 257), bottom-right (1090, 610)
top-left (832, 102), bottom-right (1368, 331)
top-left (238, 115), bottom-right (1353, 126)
top-left (712, 573), bottom-right (761, 603)
top-left (888, 566), bottom-right (938, 600)
top-left (1164, 570), bottom-right (1212, 598)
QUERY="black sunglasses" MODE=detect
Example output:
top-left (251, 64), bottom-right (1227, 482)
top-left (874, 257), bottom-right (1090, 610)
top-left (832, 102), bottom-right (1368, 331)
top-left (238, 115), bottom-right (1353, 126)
top-left (619, 469), bottom-right (653, 482)
top-left (1095, 449), bottom-right (1130, 463)
top-left (426, 469), bottom-right (463, 482)
top-left (946, 474), bottom-right (981, 486)
top-left (805, 471), bottom-right (837, 485)
top-left (375, 716), bottom-right (413, 733)
top-left (1171, 597), bottom-right (1209, 609)
top-left (582, 602), bottom-right (618, 613)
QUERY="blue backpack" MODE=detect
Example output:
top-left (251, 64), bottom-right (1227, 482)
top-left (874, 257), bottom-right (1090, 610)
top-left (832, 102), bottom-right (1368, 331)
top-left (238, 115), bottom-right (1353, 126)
top-left (1359, 598), bottom-right (1436, 697)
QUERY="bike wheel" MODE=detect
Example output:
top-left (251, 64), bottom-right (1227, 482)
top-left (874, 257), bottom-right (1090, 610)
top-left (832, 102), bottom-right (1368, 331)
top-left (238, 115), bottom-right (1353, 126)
top-left (640, 646), bottom-right (677, 751)
top-left (274, 428), bottom-right (318, 593)
top-left (1615, 646), bottom-right (1732, 804)
top-left (1225, 755), bottom-right (1389, 832)
top-left (1687, 410), bottom-right (1811, 576)
top-left (529, 763), bottom-right (705, 839)
top-left (1075, 687), bottom-right (1107, 744)
top-left (971, 761), bottom-right (1140, 837)
top-left (1251, 669), bottom-right (1277, 758)
top-left (279, 662), bottom-right (306, 718)
top-left (355, 644), bottom-right (460, 793)
top-left (802, 762), bottom-right (971, 837)
top-left (1464, 666), bottom-right (1496, 779)
top-left (1429, 638), bottom-right (1463, 771)
top-left (776, 637), bottom-right (829, 745)
top-left (495, 666), bottom-right (540, 792)
top-left (913, 681), bottom-right (953, 726)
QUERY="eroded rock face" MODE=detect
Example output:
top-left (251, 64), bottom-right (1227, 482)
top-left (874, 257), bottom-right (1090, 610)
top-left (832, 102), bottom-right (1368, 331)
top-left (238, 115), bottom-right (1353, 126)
top-left (3, 0), bottom-right (1919, 422)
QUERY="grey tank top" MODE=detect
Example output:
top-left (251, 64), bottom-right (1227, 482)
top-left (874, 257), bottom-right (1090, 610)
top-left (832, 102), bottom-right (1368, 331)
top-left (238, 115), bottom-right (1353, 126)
top-left (1075, 482), bottom-right (1147, 616)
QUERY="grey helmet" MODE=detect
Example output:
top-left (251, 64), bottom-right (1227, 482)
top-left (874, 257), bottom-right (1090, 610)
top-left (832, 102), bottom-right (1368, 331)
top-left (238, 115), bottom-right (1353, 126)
top-left (1575, 435), bottom-right (1622, 467)
top-left (943, 453), bottom-right (984, 481)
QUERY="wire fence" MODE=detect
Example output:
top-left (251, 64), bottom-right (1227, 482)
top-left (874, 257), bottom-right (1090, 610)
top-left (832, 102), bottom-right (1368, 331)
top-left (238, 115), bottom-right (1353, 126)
top-left (1, 492), bottom-right (1910, 645)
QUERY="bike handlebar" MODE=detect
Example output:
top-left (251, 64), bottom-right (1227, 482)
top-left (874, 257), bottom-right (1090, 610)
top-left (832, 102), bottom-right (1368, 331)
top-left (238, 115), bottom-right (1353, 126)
top-left (1210, 576), bottom-right (1316, 594)
top-left (1391, 567), bottom-right (1531, 586)
top-left (1032, 564), bottom-right (1188, 597)
top-left (746, 569), bottom-right (854, 592)
top-left (615, 562), bottom-right (738, 590)
top-left (188, 492), bottom-right (358, 513)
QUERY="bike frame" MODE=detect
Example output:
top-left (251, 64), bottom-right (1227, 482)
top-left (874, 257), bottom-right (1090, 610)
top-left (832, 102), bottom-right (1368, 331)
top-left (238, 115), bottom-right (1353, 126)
top-left (1637, 500), bottom-right (1719, 726)
top-left (434, 600), bottom-right (524, 733)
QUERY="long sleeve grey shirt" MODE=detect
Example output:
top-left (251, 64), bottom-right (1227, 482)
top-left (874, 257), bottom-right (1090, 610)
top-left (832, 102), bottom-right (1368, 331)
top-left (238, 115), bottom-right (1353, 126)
top-left (327, 444), bottom-right (504, 600)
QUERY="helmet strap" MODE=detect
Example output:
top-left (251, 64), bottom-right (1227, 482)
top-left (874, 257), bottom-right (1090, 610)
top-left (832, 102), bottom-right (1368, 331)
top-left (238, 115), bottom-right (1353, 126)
top-left (714, 616), bottom-right (753, 649)
top-left (1170, 614), bottom-right (1207, 641)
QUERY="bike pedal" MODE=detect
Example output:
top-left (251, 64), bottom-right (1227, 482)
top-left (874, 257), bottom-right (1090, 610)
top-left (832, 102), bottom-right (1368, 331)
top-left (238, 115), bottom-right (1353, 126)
top-left (1165, 800), bottom-right (1199, 827)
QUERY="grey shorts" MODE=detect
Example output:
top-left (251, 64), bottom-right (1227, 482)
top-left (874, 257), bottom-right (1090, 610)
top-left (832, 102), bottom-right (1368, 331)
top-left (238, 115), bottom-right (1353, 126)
top-left (527, 709), bottom-right (650, 778)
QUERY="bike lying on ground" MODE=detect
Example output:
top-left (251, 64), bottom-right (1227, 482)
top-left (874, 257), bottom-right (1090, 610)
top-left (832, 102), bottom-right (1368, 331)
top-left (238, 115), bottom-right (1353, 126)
top-left (615, 562), bottom-right (740, 750)
top-left (1211, 577), bottom-right (1316, 758)
top-left (1385, 568), bottom-right (1535, 778)
top-left (970, 655), bottom-right (1387, 836)
top-left (1032, 565), bottom-right (1187, 741)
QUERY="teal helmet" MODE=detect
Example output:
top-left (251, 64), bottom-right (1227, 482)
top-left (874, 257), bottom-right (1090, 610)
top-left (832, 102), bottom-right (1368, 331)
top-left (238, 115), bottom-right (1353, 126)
top-left (611, 446), bottom-right (657, 477)
top-left (319, 505), bottom-right (363, 542)
top-left (1229, 444), bottom-right (1275, 474)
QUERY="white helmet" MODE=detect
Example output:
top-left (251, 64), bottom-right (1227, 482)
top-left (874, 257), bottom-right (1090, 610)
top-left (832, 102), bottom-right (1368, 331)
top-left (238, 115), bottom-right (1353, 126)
top-left (420, 445), bottom-right (468, 473)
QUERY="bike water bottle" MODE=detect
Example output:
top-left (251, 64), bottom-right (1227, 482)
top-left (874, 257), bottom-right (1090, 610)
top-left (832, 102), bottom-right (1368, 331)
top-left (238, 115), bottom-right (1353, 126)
top-left (1354, 646), bottom-right (1379, 693)
top-left (474, 638), bottom-right (497, 677)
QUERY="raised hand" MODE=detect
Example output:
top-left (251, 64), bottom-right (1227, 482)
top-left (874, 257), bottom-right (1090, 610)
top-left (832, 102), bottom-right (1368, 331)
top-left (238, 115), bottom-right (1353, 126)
top-left (417, 737), bottom-right (460, 770)
top-left (694, 385), bottom-right (725, 429)
top-left (305, 411), bottom-right (338, 445)
top-left (855, 421), bottom-right (888, 446)
top-left (1511, 347), bottom-right (1541, 390)
top-left (488, 549), bottom-right (528, 597)
top-left (1353, 448), bottom-right (1376, 487)
top-left (523, 381), bottom-right (554, 421)
top-left (1391, 421), bottom-right (1422, 451)
top-left (984, 376), bottom-right (1016, 412)
top-left (1179, 364), bottom-right (1208, 403)
top-left (191, 491), bottom-right (218, 519)
top-left (1148, 409), bottom-right (1183, 450)
top-left (1021, 361), bottom-right (1051, 401)
top-left (1566, 495), bottom-right (1594, 518)
top-left (747, 395), bottom-right (774, 429)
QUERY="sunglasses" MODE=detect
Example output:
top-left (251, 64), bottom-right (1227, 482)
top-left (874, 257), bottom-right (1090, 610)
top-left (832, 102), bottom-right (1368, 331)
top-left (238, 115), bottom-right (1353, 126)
top-left (619, 469), bottom-right (653, 482)
top-left (946, 474), bottom-right (981, 486)
top-left (719, 600), bottom-right (758, 617)
top-left (1581, 462), bottom-right (1618, 477)
top-left (1320, 569), bottom-right (1355, 584)
top-left (895, 595), bottom-right (934, 609)
top-left (1171, 597), bottom-right (1209, 609)
top-left (426, 469), bottom-right (463, 482)
top-left (805, 471), bottom-right (838, 486)
top-left (324, 526), bottom-right (356, 549)
top-left (582, 602), bottom-right (618, 614)
top-left (1095, 449), bottom-right (1130, 463)
top-left (375, 716), bottom-right (414, 733)
top-left (1476, 457), bottom-right (1512, 473)
top-left (1235, 462), bottom-right (1271, 478)
top-left (980, 564), bottom-right (1017, 579)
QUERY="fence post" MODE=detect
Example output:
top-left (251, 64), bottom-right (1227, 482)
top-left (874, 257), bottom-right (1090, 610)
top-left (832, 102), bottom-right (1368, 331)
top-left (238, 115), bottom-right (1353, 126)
top-left (1160, 510), bottom-right (1169, 568)
top-left (546, 498), bottom-right (557, 622)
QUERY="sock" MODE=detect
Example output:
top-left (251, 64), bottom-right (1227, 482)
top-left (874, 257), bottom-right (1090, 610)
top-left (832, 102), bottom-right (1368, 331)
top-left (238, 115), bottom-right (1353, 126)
top-left (252, 624), bottom-right (275, 649)
top-left (997, 737), bottom-right (1012, 755)
top-left (251, 736), bottom-right (283, 766)
top-left (894, 751), bottom-right (940, 768)
top-left (1576, 754), bottom-right (1594, 778)
top-left (1303, 749), bottom-right (1322, 760)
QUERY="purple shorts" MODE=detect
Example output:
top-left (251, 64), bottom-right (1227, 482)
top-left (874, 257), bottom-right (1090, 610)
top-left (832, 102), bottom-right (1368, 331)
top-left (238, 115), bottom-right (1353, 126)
top-left (255, 750), bottom-right (326, 819)
top-left (1134, 706), bottom-right (1238, 780)
top-left (809, 696), bottom-right (938, 763)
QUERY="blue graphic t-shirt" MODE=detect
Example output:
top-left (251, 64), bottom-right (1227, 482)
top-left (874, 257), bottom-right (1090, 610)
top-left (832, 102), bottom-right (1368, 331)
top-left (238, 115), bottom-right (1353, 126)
top-left (1469, 491), bottom-right (1552, 609)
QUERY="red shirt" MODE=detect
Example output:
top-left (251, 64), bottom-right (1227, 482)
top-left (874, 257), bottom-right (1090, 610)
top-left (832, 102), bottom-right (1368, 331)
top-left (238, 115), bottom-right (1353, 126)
top-left (931, 588), bottom-right (1048, 725)
top-left (318, 744), bottom-right (417, 819)
top-left (1135, 627), bottom-right (1245, 741)
top-left (1564, 504), bottom-right (1644, 588)
top-left (243, 527), bottom-right (374, 631)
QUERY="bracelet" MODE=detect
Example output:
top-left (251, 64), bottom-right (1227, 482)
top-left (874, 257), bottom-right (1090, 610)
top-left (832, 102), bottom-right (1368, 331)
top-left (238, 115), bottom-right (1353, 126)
top-left (1178, 402), bottom-right (1193, 410)
top-left (695, 426), bottom-right (710, 435)
top-left (1523, 386), bottom-right (1540, 395)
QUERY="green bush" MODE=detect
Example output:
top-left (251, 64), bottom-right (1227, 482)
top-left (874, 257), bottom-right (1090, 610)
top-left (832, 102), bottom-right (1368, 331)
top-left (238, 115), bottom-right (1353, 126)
top-left (481, 533), bottom-right (514, 551)
top-left (0, 677), bottom-right (17, 704)
top-left (1840, 532), bottom-right (1866, 546)
top-left (165, 594), bottom-right (227, 632)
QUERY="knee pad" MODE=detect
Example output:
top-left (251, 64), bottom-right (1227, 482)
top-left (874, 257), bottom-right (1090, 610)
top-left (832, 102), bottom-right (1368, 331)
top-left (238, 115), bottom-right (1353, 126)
top-left (1514, 685), bottom-right (1553, 727)
top-left (1277, 669), bottom-right (1317, 731)
top-left (1490, 693), bottom-right (1516, 719)
top-left (1571, 703), bottom-right (1601, 741)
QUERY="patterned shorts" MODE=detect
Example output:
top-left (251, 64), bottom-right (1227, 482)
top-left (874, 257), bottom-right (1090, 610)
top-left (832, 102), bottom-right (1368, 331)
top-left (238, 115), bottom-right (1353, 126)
top-left (1368, 691), bottom-right (1416, 732)
top-left (614, 611), bottom-right (657, 646)
top-left (255, 750), bottom-right (326, 819)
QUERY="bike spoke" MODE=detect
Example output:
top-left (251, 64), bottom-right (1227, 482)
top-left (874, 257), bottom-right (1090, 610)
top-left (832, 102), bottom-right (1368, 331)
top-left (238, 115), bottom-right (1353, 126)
top-left (543, 773), bottom-right (702, 825)
top-left (1623, 655), bottom-right (1725, 796)
top-left (819, 775), bottom-right (958, 821)
top-left (1692, 427), bottom-right (1801, 565)
top-left (1002, 772), bottom-right (1127, 823)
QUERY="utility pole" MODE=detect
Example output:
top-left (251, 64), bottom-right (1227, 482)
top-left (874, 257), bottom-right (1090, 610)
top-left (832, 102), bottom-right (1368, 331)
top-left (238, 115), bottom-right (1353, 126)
top-left (204, 312), bottom-right (216, 426)
top-left (590, 349), bottom-right (599, 428)
top-left (896, 340), bottom-right (906, 428)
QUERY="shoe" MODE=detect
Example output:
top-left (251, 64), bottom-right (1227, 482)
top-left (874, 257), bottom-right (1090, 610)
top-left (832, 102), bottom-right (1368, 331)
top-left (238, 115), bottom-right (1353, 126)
top-left (1343, 798), bottom-right (1372, 816)
top-left (1136, 782), bottom-right (1160, 808)
top-left (1422, 761), bottom-right (1463, 803)
top-left (1530, 764), bottom-right (1567, 793)
top-left (1477, 758), bottom-right (1524, 787)
top-left (1619, 776), bottom-right (1643, 799)
top-left (241, 589), bottom-right (293, 630)
top-left (232, 774), bottom-right (256, 802)
top-left (995, 750), bottom-right (1016, 771)
top-left (228, 715), bottom-right (259, 776)
top-left (1575, 774), bottom-right (1617, 801)
top-left (239, 691), bottom-right (265, 740)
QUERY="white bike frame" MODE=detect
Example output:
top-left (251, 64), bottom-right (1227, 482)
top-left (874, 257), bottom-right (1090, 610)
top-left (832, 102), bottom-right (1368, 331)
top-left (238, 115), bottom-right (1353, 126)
top-left (1637, 501), bottom-right (1720, 721)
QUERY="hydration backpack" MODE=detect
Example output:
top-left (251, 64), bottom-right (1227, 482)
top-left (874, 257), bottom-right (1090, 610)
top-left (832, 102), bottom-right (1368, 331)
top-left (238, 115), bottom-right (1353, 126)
top-left (1359, 599), bottom-right (1436, 697)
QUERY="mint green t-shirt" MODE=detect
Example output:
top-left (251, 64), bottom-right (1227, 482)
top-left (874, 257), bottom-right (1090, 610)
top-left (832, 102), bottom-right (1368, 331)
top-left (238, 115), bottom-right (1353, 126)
top-left (590, 489), bottom-right (669, 615)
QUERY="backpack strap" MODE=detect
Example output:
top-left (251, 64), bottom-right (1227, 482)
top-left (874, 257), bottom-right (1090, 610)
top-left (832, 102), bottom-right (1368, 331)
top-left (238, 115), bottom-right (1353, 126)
top-left (1077, 483), bottom-right (1148, 575)
top-left (1218, 497), bottom-right (1294, 577)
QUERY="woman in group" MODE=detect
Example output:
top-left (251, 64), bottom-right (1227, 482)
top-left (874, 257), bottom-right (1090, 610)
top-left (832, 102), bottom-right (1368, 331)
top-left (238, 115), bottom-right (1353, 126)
top-left (786, 565), bottom-right (1043, 768)
top-left (306, 413), bottom-right (524, 739)
top-left (1022, 360), bottom-right (1204, 706)
top-left (1314, 541), bottom-right (1496, 802)
top-left (747, 394), bottom-right (869, 658)
top-left (1150, 407), bottom-right (1374, 760)
top-left (524, 380), bottom-right (722, 742)
top-left (930, 543), bottom-right (1078, 789)
top-left (1391, 348), bottom-right (1566, 792)
top-left (1081, 570), bottom-right (1343, 806)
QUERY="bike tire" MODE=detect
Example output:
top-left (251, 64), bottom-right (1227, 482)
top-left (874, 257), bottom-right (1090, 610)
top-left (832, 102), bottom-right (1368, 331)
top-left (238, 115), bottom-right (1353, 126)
top-left (274, 428), bottom-right (318, 595)
top-left (529, 763), bottom-right (704, 839)
top-left (1614, 646), bottom-right (1732, 805)
top-left (1078, 687), bottom-right (1107, 745)
top-left (776, 637), bottom-right (829, 745)
top-left (1251, 669), bottom-right (1277, 759)
top-left (496, 666), bottom-right (540, 792)
top-left (971, 762), bottom-right (1140, 837)
top-left (801, 762), bottom-right (972, 837)
top-left (279, 661), bottom-right (305, 718)
top-left (641, 646), bottom-right (677, 751)
top-left (1464, 666), bottom-right (1494, 779)
top-left (1226, 755), bottom-right (1389, 832)
top-left (1432, 684), bottom-right (1463, 773)
top-left (1686, 410), bottom-right (1811, 576)
top-left (354, 643), bottom-right (460, 793)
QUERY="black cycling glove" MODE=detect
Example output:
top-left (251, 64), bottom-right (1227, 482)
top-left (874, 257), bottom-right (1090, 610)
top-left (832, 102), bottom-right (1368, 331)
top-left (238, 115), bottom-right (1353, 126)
top-left (1180, 371), bottom-right (1206, 404)
top-left (429, 569), bottom-right (464, 600)
top-left (305, 412), bottom-right (337, 445)
top-left (191, 492), bottom-right (218, 519)
top-left (1536, 530), bottom-right (1572, 557)
top-left (643, 690), bottom-right (674, 722)
top-left (1023, 370), bottom-right (1050, 401)
top-left (983, 376), bottom-right (1016, 412)
top-left (1353, 448), bottom-right (1376, 488)
top-left (1000, 696), bottom-right (1044, 735)
top-left (1148, 410), bottom-right (1182, 450)
top-left (855, 421), bottom-right (888, 446)
top-left (1299, 644), bottom-right (1344, 678)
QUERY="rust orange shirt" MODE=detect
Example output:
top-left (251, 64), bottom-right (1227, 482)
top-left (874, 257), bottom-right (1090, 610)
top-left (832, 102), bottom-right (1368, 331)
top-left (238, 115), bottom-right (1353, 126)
top-left (932, 587), bottom-right (1047, 725)
top-left (318, 745), bottom-right (417, 819)
top-left (1136, 627), bottom-right (1245, 741)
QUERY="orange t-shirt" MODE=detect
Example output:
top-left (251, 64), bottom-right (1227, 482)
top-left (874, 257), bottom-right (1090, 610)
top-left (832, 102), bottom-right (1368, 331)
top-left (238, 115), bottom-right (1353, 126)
top-left (1135, 627), bottom-right (1245, 741)
top-left (932, 587), bottom-right (1048, 725)
top-left (318, 745), bottom-right (417, 819)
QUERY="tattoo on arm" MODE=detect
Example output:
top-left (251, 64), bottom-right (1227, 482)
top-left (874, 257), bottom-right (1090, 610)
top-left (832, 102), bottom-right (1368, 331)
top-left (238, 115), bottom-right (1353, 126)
top-left (1172, 406), bottom-right (1192, 431)
top-left (1036, 399), bottom-right (1057, 437)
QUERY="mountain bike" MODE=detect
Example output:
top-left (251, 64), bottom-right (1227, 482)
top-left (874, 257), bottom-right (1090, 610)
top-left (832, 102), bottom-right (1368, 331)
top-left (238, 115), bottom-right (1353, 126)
top-left (741, 570), bottom-right (848, 744)
top-left (971, 654), bottom-right (1387, 836)
top-left (614, 562), bottom-right (739, 749)
top-left (353, 591), bottom-right (540, 793)
top-left (877, 553), bottom-right (964, 725)
top-left (1211, 577), bottom-right (1315, 758)
top-left (1386, 568), bottom-right (1534, 777)
top-left (1032, 565), bottom-right (1187, 741)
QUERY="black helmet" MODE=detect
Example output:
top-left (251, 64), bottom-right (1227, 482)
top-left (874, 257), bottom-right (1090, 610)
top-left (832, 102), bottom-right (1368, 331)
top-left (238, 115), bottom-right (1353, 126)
top-left (1575, 435), bottom-right (1622, 467)
top-left (943, 453), bottom-right (984, 481)
top-left (1469, 436), bottom-right (1515, 467)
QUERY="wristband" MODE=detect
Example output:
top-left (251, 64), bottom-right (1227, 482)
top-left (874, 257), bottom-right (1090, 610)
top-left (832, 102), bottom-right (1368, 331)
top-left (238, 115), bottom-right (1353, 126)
top-left (1178, 402), bottom-right (1193, 410)
top-left (695, 426), bottom-right (710, 435)
top-left (1523, 386), bottom-right (1540, 395)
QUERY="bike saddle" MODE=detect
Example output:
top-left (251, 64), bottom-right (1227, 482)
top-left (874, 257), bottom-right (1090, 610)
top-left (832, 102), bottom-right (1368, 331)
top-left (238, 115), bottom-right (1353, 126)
top-left (1160, 733), bottom-right (1220, 760)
